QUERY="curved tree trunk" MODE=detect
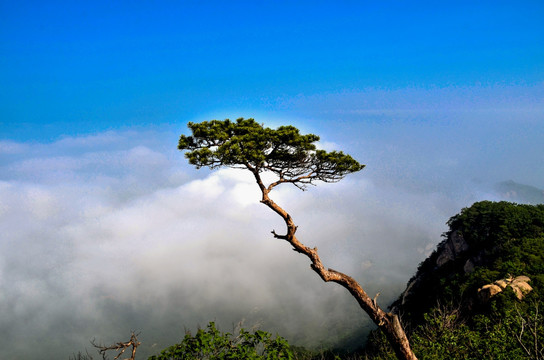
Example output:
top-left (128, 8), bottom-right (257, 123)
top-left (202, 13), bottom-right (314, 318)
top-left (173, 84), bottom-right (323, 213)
top-left (251, 170), bottom-right (417, 360)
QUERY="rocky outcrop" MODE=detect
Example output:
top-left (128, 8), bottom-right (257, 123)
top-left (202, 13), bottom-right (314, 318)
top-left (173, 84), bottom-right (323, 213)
top-left (394, 230), bottom-right (471, 310)
top-left (462, 254), bottom-right (482, 274)
top-left (389, 201), bottom-right (544, 331)
top-left (436, 230), bottom-right (469, 266)
top-left (478, 275), bottom-right (533, 302)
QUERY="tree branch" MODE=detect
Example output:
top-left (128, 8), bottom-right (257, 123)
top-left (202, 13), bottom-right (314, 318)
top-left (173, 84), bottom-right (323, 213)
top-left (91, 332), bottom-right (141, 360)
top-left (254, 171), bottom-right (417, 360)
top-left (271, 230), bottom-right (288, 240)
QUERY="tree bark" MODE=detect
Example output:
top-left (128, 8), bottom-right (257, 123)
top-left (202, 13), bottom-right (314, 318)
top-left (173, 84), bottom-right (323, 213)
top-left (251, 170), bottom-right (417, 360)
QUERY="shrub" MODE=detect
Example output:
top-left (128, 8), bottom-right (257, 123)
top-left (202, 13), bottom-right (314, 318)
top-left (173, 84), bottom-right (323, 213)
top-left (148, 322), bottom-right (294, 360)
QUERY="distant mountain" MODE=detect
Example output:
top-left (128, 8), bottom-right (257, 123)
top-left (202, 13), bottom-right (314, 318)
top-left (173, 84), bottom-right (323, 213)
top-left (363, 201), bottom-right (544, 359)
top-left (495, 180), bottom-right (544, 204)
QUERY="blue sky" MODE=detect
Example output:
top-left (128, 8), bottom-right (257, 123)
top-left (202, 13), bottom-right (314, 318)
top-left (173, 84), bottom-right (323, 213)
top-left (0, 1), bottom-right (543, 359)
top-left (1, 1), bottom-right (543, 140)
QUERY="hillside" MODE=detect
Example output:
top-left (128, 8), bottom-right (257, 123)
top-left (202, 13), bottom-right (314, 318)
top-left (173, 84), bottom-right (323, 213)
top-left (364, 201), bottom-right (544, 359)
top-left (495, 180), bottom-right (544, 205)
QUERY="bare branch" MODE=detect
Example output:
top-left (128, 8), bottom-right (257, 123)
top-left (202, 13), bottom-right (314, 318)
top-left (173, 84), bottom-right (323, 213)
top-left (271, 230), bottom-right (288, 240)
top-left (373, 292), bottom-right (381, 309)
top-left (91, 332), bottom-right (141, 360)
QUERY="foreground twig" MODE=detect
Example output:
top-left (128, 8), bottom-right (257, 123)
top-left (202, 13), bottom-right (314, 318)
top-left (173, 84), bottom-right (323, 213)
top-left (91, 332), bottom-right (141, 360)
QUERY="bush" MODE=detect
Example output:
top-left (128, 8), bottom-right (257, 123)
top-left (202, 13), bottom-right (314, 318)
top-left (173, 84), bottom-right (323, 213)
top-left (148, 322), bottom-right (294, 360)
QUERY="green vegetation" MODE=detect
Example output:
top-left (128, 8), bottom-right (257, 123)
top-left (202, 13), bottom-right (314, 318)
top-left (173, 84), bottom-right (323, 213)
top-left (364, 201), bottom-right (544, 359)
top-left (178, 118), bottom-right (363, 183)
top-left (148, 322), bottom-right (295, 360)
top-left (401, 201), bottom-right (544, 323)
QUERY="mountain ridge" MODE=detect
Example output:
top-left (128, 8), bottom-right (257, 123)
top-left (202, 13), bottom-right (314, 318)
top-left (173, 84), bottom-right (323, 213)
top-left (364, 200), bottom-right (544, 359)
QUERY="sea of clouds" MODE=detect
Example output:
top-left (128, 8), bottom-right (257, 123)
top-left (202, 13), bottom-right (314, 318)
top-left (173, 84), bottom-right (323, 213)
top-left (0, 114), bottom-right (542, 358)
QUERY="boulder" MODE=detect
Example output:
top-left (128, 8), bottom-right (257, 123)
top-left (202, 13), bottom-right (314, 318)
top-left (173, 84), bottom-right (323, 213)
top-left (478, 275), bottom-right (533, 302)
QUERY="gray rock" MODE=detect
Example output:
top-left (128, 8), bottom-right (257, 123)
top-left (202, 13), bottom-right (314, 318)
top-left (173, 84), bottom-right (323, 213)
top-left (436, 230), bottom-right (469, 266)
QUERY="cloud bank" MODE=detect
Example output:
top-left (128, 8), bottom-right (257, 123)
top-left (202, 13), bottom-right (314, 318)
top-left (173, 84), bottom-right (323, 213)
top-left (0, 116), bottom-right (542, 358)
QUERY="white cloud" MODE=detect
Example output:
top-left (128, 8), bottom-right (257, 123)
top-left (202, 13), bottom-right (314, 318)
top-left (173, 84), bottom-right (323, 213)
top-left (316, 140), bottom-right (340, 152)
top-left (0, 140), bottom-right (29, 154)
top-left (0, 122), bottom-right (541, 359)
top-left (0, 131), bottom-right (357, 357)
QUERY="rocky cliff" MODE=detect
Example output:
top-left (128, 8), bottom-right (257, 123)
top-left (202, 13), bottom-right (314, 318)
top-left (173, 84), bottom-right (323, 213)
top-left (363, 201), bottom-right (544, 359)
top-left (390, 201), bottom-right (544, 326)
